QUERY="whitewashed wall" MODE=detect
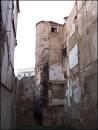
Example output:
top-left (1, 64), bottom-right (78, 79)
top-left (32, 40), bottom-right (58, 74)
top-left (69, 44), bottom-right (78, 69)
top-left (49, 63), bottom-right (64, 81)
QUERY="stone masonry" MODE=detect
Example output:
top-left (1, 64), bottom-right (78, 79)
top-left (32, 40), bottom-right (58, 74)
top-left (35, 1), bottom-right (97, 129)
top-left (35, 21), bottom-right (67, 125)
top-left (16, 76), bottom-right (35, 127)
top-left (0, 1), bottom-right (20, 129)
top-left (63, 1), bottom-right (97, 129)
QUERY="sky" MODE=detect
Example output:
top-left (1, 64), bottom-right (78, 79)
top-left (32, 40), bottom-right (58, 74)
top-left (14, 1), bottom-right (75, 74)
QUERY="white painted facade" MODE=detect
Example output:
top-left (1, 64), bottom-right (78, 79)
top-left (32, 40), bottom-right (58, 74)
top-left (49, 63), bottom-right (64, 81)
top-left (17, 68), bottom-right (34, 79)
top-left (69, 44), bottom-right (78, 69)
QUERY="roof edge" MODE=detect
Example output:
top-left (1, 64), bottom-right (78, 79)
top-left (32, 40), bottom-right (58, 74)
top-left (36, 20), bottom-right (63, 26)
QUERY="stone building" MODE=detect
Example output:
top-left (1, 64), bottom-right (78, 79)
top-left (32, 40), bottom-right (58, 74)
top-left (35, 21), bottom-right (67, 125)
top-left (63, 1), bottom-right (97, 129)
top-left (0, 0), bottom-right (20, 129)
top-left (16, 76), bottom-right (35, 128)
top-left (16, 68), bottom-right (35, 79)
top-left (35, 1), bottom-right (97, 129)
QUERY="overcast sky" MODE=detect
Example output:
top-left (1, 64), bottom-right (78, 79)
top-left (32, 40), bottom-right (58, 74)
top-left (14, 1), bottom-right (75, 74)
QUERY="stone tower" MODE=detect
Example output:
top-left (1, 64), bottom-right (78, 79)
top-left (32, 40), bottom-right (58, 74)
top-left (35, 21), bottom-right (67, 125)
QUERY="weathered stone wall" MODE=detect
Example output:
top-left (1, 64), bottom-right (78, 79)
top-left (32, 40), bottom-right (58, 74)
top-left (35, 20), bottom-right (65, 101)
top-left (64, 1), bottom-right (97, 129)
top-left (1, 74), bottom-right (18, 129)
top-left (16, 76), bottom-right (35, 126)
top-left (0, 1), bottom-right (19, 129)
top-left (43, 106), bottom-right (64, 126)
top-left (35, 21), bottom-right (66, 126)
top-left (49, 23), bottom-right (64, 65)
top-left (35, 21), bottom-right (50, 70)
top-left (35, 21), bottom-right (64, 76)
top-left (35, 1), bottom-right (97, 128)
top-left (1, 86), bottom-right (12, 129)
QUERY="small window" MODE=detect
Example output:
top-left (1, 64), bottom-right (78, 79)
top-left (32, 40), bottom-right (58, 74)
top-left (75, 15), bottom-right (77, 20)
top-left (51, 27), bottom-right (57, 33)
top-left (62, 47), bottom-right (67, 60)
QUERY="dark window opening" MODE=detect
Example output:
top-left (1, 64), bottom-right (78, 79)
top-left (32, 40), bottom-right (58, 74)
top-left (75, 15), bottom-right (77, 20)
top-left (51, 27), bottom-right (57, 33)
top-left (64, 72), bottom-right (67, 79)
top-left (62, 47), bottom-right (67, 60)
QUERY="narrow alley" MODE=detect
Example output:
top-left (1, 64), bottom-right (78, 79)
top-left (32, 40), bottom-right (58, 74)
top-left (0, 1), bottom-right (97, 130)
